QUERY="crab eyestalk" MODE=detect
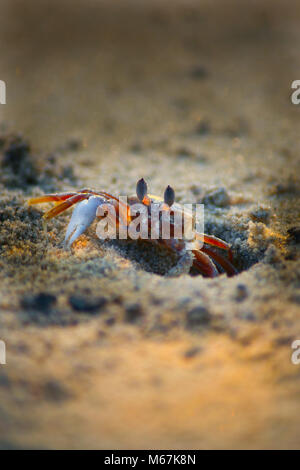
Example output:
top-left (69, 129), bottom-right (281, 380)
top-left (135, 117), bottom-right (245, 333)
top-left (164, 185), bottom-right (175, 207)
top-left (136, 178), bottom-right (148, 202)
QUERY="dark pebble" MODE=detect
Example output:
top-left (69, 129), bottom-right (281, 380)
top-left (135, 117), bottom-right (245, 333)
top-left (43, 380), bottom-right (71, 402)
top-left (195, 120), bottom-right (211, 136)
top-left (234, 284), bottom-right (248, 302)
top-left (151, 296), bottom-right (163, 306)
top-left (21, 293), bottom-right (56, 313)
top-left (129, 142), bottom-right (142, 153)
top-left (69, 295), bottom-right (107, 313)
top-left (184, 346), bottom-right (202, 359)
top-left (287, 227), bottom-right (300, 243)
top-left (113, 295), bottom-right (124, 305)
top-left (273, 336), bottom-right (293, 347)
top-left (61, 165), bottom-right (76, 181)
top-left (189, 65), bottom-right (208, 80)
top-left (106, 317), bottom-right (116, 326)
top-left (285, 251), bottom-right (297, 261)
top-left (176, 147), bottom-right (192, 160)
top-left (223, 118), bottom-right (249, 138)
top-left (0, 374), bottom-right (10, 388)
top-left (65, 138), bottom-right (82, 152)
top-left (2, 137), bottom-right (30, 169)
top-left (289, 294), bottom-right (300, 304)
top-left (186, 306), bottom-right (211, 328)
top-left (125, 303), bottom-right (144, 323)
top-left (201, 187), bottom-right (231, 207)
top-left (2, 136), bottom-right (38, 186)
top-left (244, 312), bottom-right (256, 322)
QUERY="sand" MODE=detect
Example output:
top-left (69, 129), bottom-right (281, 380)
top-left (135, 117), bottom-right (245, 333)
top-left (0, 0), bottom-right (299, 449)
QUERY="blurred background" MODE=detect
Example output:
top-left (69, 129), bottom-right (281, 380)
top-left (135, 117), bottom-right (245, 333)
top-left (1, 0), bottom-right (299, 151)
top-left (0, 0), bottom-right (299, 450)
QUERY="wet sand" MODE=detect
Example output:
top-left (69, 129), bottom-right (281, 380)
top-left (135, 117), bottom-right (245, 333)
top-left (0, 0), bottom-right (300, 449)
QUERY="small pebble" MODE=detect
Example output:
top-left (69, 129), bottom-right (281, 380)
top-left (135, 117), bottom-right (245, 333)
top-left (43, 380), bottom-right (71, 402)
top-left (289, 294), bottom-right (300, 305)
top-left (21, 293), bottom-right (56, 313)
top-left (129, 142), bottom-right (142, 153)
top-left (125, 303), bottom-right (144, 323)
top-left (69, 295), bottom-right (107, 313)
top-left (234, 284), bottom-right (248, 302)
top-left (184, 346), bottom-right (202, 359)
top-left (201, 187), bottom-right (231, 207)
top-left (151, 296), bottom-right (163, 306)
top-left (176, 147), bottom-right (193, 159)
top-left (65, 138), bottom-right (82, 152)
top-left (273, 336), bottom-right (293, 347)
top-left (106, 317), bottom-right (116, 326)
top-left (287, 227), bottom-right (300, 243)
top-left (0, 374), bottom-right (10, 388)
top-left (195, 120), bottom-right (211, 136)
top-left (186, 306), bottom-right (211, 328)
top-left (189, 65), bottom-right (208, 80)
top-left (239, 311), bottom-right (256, 322)
top-left (249, 206), bottom-right (272, 224)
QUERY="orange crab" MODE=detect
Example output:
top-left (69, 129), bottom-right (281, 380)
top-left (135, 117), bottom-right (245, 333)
top-left (28, 179), bottom-right (237, 278)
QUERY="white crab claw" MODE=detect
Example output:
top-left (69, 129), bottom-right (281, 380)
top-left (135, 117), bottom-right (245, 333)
top-left (64, 196), bottom-right (104, 248)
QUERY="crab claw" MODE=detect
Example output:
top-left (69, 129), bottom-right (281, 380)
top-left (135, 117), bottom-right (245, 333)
top-left (64, 196), bottom-right (104, 248)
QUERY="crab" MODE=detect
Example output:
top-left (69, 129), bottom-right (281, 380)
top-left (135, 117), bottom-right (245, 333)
top-left (28, 179), bottom-right (237, 278)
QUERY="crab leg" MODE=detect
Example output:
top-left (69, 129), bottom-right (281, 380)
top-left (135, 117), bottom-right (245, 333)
top-left (29, 189), bottom-right (130, 221)
top-left (41, 193), bottom-right (92, 220)
top-left (192, 250), bottom-right (219, 278)
top-left (28, 192), bottom-right (80, 205)
top-left (43, 193), bottom-right (129, 225)
top-left (201, 246), bottom-right (237, 277)
top-left (196, 233), bottom-right (233, 262)
top-left (28, 189), bottom-right (115, 206)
